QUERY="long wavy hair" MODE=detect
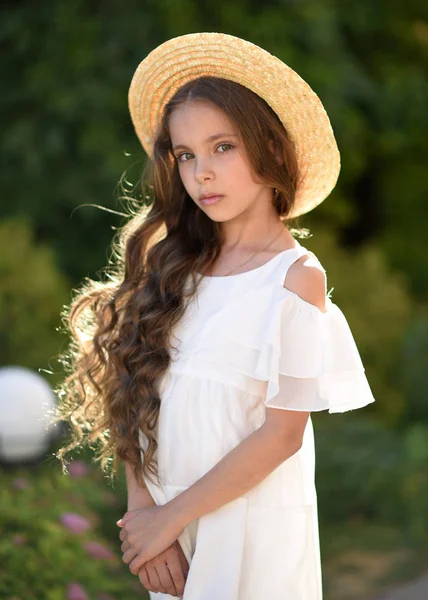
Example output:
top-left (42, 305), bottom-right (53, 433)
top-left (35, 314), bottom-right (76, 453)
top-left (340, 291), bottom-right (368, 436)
top-left (53, 75), bottom-right (309, 490)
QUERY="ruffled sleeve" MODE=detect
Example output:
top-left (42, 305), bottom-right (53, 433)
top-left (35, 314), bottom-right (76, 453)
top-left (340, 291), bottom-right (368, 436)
top-left (189, 278), bottom-right (375, 414)
top-left (265, 288), bottom-right (375, 413)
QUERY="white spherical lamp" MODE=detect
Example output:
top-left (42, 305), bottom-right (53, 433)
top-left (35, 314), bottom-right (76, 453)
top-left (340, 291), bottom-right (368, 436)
top-left (0, 366), bottom-right (58, 463)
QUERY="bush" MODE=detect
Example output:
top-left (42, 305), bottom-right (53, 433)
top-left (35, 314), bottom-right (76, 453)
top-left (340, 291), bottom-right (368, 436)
top-left (400, 315), bottom-right (428, 424)
top-left (0, 446), bottom-right (146, 600)
top-left (0, 217), bottom-right (69, 378)
top-left (315, 415), bottom-right (402, 524)
top-left (315, 415), bottom-right (428, 543)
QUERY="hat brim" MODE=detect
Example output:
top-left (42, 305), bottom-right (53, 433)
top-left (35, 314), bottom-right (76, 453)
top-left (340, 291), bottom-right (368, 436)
top-left (128, 32), bottom-right (341, 219)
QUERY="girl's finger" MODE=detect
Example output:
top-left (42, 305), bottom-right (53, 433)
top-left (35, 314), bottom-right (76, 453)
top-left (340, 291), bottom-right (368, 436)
top-left (145, 562), bottom-right (165, 594)
top-left (122, 547), bottom-right (138, 565)
top-left (138, 565), bottom-right (151, 590)
top-left (157, 559), bottom-right (181, 597)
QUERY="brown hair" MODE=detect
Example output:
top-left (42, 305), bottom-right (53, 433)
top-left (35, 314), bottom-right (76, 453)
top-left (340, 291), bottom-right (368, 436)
top-left (53, 76), bottom-right (308, 490)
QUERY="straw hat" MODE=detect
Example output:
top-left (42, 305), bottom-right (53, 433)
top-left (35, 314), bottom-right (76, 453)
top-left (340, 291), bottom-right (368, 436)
top-left (128, 32), bottom-right (341, 218)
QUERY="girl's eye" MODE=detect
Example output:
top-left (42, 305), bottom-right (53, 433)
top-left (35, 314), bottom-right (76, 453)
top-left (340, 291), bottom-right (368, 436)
top-left (176, 143), bottom-right (234, 163)
top-left (217, 143), bottom-right (233, 153)
top-left (177, 152), bottom-right (192, 162)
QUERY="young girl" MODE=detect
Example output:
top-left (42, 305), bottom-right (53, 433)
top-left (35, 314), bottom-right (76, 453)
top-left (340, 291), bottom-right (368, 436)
top-left (55, 32), bottom-right (375, 600)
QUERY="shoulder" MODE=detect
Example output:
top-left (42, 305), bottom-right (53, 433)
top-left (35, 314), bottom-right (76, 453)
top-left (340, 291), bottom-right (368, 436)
top-left (283, 251), bottom-right (327, 313)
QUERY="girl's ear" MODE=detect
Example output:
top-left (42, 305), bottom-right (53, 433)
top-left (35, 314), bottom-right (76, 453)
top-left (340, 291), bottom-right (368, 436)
top-left (268, 139), bottom-right (284, 166)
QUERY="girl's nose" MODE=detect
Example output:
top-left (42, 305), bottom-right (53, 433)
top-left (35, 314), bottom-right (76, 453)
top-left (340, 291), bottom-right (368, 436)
top-left (194, 159), bottom-right (214, 183)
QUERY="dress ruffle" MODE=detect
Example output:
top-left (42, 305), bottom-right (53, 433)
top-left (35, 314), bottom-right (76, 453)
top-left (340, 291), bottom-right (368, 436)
top-left (195, 281), bottom-right (375, 414)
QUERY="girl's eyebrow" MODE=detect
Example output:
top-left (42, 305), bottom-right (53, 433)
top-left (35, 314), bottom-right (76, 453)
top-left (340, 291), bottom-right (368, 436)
top-left (172, 133), bottom-right (238, 152)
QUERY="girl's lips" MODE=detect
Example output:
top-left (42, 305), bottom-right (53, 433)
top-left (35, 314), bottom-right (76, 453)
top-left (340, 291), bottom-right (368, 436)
top-left (200, 195), bottom-right (224, 206)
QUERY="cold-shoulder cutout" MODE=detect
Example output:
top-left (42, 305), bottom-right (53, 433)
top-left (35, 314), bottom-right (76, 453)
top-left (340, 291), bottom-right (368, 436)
top-left (263, 250), bottom-right (375, 412)
top-left (283, 253), bottom-right (328, 314)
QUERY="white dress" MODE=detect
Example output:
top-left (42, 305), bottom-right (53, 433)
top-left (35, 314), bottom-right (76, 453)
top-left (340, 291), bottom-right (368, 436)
top-left (140, 239), bottom-right (375, 600)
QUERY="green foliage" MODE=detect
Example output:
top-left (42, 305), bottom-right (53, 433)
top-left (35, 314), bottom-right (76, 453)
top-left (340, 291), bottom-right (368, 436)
top-left (399, 423), bottom-right (428, 542)
top-left (1, 0), bottom-right (139, 284)
top-left (315, 415), bottom-right (428, 544)
top-left (0, 217), bottom-right (69, 375)
top-left (400, 315), bottom-right (428, 424)
top-left (0, 449), bottom-right (146, 600)
top-left (2, 0), bottom-right (427, 295)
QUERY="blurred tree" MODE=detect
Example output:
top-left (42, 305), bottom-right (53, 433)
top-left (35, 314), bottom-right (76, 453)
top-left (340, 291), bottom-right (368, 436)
top-left (1, 0), bottom-right (427, 295)
top-left (0, 218), bottom-right (69, 377)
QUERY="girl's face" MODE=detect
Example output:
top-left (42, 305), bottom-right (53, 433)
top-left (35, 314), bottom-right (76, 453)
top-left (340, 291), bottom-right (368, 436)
top-left (169, 100), bottom-right (274, 223)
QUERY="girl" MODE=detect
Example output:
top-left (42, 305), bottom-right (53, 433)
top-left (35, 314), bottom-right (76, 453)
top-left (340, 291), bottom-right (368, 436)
top-left (55, 32), bottom-right (375, 600)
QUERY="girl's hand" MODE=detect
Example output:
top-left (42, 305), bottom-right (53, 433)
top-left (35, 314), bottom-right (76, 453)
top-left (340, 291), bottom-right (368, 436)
top-left (121, 537), bottom-right (189, 597)
top-left (117, 505), bottom-right (185, 576)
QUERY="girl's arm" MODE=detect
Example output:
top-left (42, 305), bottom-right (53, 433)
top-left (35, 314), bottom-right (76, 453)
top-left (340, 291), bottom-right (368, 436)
top-left (163, 409), bottom-right (310, 528)
top-left (120, 409), bottom-right (310, 577)
top-left (125, 461), bottom-right (156, 511)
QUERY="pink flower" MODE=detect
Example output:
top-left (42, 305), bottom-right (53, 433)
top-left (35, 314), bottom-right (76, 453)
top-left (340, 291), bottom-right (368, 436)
top-left (66, 583), bottom-right (89, 600)
top-left (12, 477), bottom-right (29, 490)
top-left (83, 541), bottom-right (115, 560)
top-left (60, 513), bottom-right (91, 534)
top-left (67, 460), bottom-right (90, 478)
top-left (12, 534), bottom-right (27, 546)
